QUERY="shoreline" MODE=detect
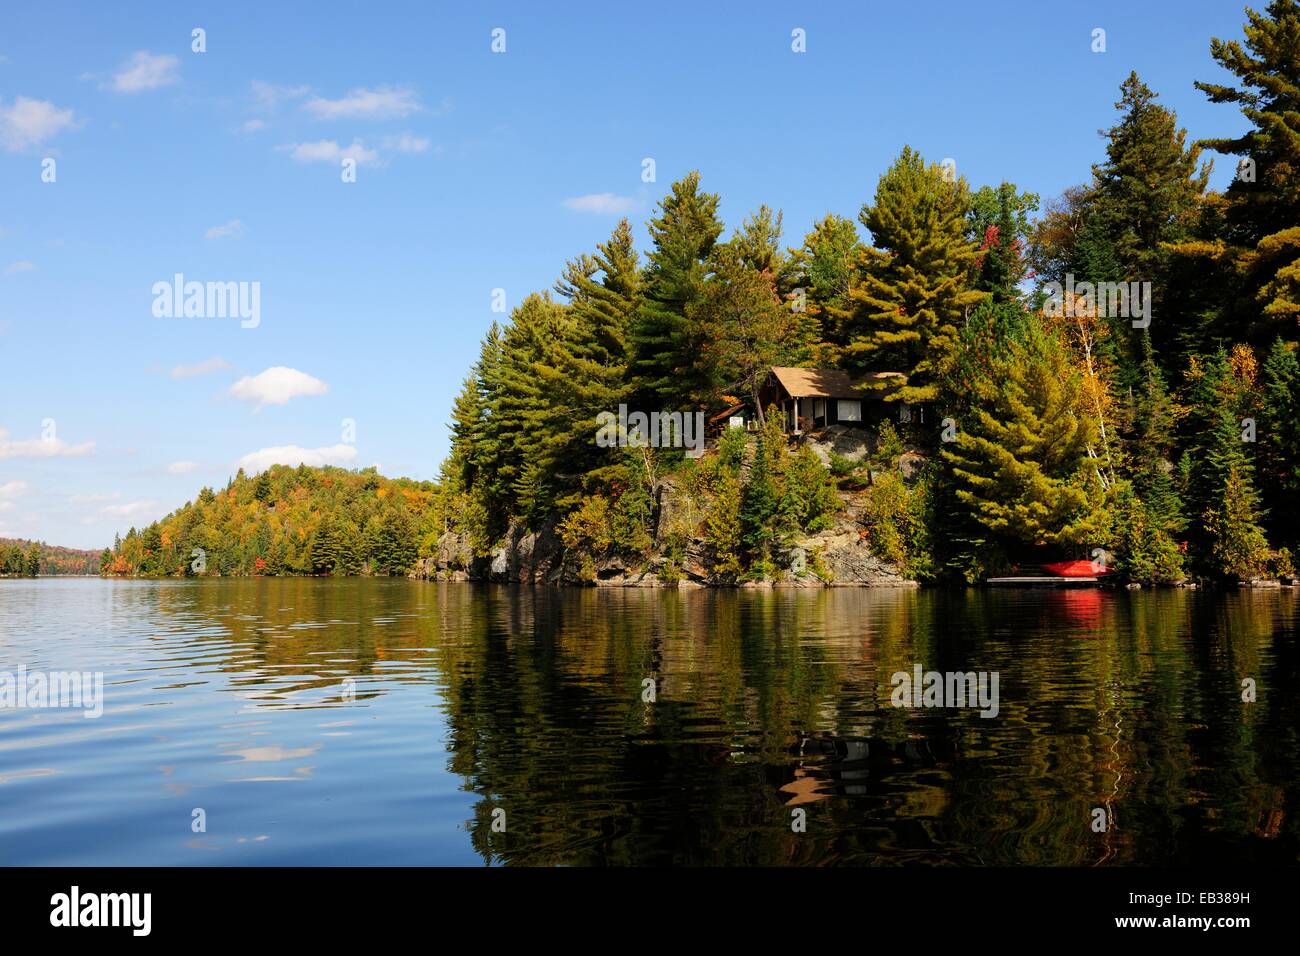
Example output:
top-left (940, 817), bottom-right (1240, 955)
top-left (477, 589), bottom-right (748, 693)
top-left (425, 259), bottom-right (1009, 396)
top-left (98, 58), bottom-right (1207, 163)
top-left (72, 573), bottom-right (1300, 590)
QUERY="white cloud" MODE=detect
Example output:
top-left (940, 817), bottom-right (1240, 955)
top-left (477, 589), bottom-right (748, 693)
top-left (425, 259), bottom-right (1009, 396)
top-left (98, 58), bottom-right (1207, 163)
top-left (250, 80), bottom-right (310, 112)
top-left (0, 480), bottom-right (27, 513)
top-left (282, 138), bottom-right (380, 166)
top-left (167, 460), bottom-right (199, 475)
top-left (238, 444), bottom-right (358, 473)
top-left (71, 492), bottom-right (119, 504)
top-left (229, 367), bottom-right (328, 406)
top-left (381, 131), bottom-right (430, 154)
top-left (4, 260), bottom-right (35, 275)
top-left (0, 96), bottom-right (76, 151)
top-left (104, 51), bottom-right (179, 93)
top-left (563, 193), bottom-right (642, 215)
top-left (171, 356), bottom-right (230, 379)
top-left (0, 480), bottom-right (29, 509)
top-left (0, 428), bottom-right (95, 460)
top-left (240, 118), bottom-right (267, 133)
top-left (204, 219), bottom-right (245, 240)
top-left (304, 85), bottom-right (420, 120)
top-left (100, 500), bottom-right (160, 521)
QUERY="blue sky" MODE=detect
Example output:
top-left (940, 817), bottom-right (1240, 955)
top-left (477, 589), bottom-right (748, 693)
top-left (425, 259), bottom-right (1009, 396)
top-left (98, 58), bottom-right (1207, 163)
top-left (0, 0), bottom-right (1251, 549)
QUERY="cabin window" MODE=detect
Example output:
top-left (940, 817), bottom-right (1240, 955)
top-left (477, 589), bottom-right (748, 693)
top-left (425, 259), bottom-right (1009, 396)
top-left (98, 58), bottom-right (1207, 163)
top-left (836, 399), bottom-right (862, 422)
top-left (813, 399), bottom-right (826, 421)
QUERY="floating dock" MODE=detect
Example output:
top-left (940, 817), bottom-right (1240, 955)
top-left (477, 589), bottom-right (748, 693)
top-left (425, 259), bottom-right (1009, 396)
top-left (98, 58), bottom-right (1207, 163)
top-left (986, 576), bottom-right (1101, 587)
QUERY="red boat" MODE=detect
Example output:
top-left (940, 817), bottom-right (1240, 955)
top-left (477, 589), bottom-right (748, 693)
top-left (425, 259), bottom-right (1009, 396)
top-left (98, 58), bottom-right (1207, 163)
top-left (1041, 559), bottom-right (1112, 578)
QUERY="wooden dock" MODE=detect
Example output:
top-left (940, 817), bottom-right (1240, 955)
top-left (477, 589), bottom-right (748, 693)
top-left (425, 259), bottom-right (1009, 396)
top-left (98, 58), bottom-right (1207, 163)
top-left (986, 576), bottom-right (1101, 587)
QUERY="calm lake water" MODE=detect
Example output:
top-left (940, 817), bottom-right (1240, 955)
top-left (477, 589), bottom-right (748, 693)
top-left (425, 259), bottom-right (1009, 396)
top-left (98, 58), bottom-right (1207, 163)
top-left (0, 578), bottom-right (1297, 866)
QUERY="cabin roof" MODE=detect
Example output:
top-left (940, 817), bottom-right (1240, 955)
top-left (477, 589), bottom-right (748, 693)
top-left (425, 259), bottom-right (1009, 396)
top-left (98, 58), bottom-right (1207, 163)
top-left (767, 366), bottom-right (905, 399)
top-left (707, 403), bottom-right (748, 425)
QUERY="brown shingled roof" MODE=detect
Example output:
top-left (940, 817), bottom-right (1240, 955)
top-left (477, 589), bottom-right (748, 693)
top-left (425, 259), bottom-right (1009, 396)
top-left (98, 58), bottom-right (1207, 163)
top-left (768, 367), bottom-right (905, 398)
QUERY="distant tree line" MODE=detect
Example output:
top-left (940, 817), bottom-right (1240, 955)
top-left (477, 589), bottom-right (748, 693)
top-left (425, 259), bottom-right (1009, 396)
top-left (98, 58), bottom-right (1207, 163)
top-left (0, 540), bottom-right (42, 576)
top-left (102, 466), bottom-right (442, 577)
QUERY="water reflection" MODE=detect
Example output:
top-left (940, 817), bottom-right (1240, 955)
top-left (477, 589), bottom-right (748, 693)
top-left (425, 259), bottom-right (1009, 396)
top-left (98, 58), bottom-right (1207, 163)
top-left (0, 579), bottom-right (1296, 865)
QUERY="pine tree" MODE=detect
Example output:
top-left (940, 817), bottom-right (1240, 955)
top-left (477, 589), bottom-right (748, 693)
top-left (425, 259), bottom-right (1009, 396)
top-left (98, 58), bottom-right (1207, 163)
top-left (366, 508), bottom-right (417, 575)
top-left (545, 220), bottom-right (641, 492)
top-left (334, 520), bottom-right (362, 575)
top-left (740, 414), bottom-right (786, 572)
top-left (1195, 0), bottom-right (1300, 333)
top-left (1260, 337), bottom-right (1300, 547)
top-left (968, 182), bottom-right (1038, 303)
top-left (1090, 73), bottom-right (1208, 387)
top-left (705, 470), bottom-right (743, 580)
top-left (479, 293), bottom-right (570, 524)
top-left (730, 205), bottom-right (790, 278)
top-left (792, 213), bottom-right (861, 365)
top-left (844, 147), bottom-right (986, 405)
top-left (630, 172), bottom-right (725, 406)
top-left (1207, 461), bottom-right (1272, 579)
top-left (1182, 349), bottom-right (1271, 577)
top-left (1112, 483), bottom-right (1185, 584)
top-left (1035, 74), bottom-right (1208, 379)
top-left (1093, 73), bottom-right (1210, 282)
top-left (943, 316), bottom-right (1108, 548)
top-left (309, 515), bottom-right (340, 574)
top-left (691, 242), bottom-right (802, 421)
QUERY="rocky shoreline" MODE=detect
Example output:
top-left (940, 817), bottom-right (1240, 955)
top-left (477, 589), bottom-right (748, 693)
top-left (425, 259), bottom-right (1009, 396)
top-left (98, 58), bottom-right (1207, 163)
top-left (411, 483), bottom-right (915, 589)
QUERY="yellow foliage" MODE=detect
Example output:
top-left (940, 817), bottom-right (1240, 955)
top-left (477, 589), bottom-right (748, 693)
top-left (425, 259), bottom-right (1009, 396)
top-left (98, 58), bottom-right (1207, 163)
top-left (1229, 343), bottom-right (1258, 391)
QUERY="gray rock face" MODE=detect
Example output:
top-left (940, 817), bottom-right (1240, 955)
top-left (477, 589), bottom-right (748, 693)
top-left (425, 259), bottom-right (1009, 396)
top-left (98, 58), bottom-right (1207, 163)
top-left (790, 524), bottom-right (916, 587)
top-left (410, 477), bottom-right (912, 588)
top-left (437, 531), bottom-right (474, 571)
top-left (804, 425), bottom-right (871, 466)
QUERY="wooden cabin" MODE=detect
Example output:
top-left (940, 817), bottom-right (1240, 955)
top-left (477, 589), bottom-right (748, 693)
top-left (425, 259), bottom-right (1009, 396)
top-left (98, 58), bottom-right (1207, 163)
top-left (704, 402), bottom-right (754, 441)
top-left (756, 367), bottom-right (905, 434)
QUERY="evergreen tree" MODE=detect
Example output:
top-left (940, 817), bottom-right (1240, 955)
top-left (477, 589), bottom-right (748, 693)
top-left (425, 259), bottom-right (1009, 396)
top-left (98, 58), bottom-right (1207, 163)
top-left (1038, 74), bottom-right (1208, 379)
top-left (705, 470), bottom-right (743, 580)
top-left (740, 414), bottom-right (784, 572)
top-left (1182, 349), bottom-right (1271, 577)
top-left (1093, 73), bottom-right (1209, 283)
top-left (366, 508), bottom-right (417, 575)
top-left (546, 220), bottom-right (641, 491)
top-left (24, 542), bottom-right (40, 576)
top-left (1195, 0), bottom-right (1300, 333)
top-left (691, 242), bottom-right (803, 421)
top-left (1260, 337), bottom-right (1300, 547)
top-left (968, 182), bottom-right (1038, 303)
top-left (844, 147), bottom-right (986, 405)
top-left (1091, 73), bottom-right (1207, 386)
top-left (480, 293), bottom-right (570, 522)
top-left (943, 316), bottom-right (1108, 549)
top-left (309, 515), bottom-right (340, 574)
top-left (791, 213), bottom-right (861, 364)
top-left (630, 172), bottom-right (724, 406)
top-left (1111, 483), bottom-right (1185, 584)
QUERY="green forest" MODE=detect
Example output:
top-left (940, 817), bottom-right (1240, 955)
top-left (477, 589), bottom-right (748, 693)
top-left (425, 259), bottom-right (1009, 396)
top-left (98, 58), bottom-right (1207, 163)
top-left (101, 466), bottom-right (444, 577)
top-left (0, 538), bottom-right (101, 576)
top-left (0, 539), bottom-right (43, 577)
top-left (105, 2), bottom-right (1300, 586)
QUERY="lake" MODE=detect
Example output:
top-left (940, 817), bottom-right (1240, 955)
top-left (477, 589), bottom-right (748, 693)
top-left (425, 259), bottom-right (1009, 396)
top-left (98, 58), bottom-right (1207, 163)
top-left (0, 578), bottom-right (1297, 866)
